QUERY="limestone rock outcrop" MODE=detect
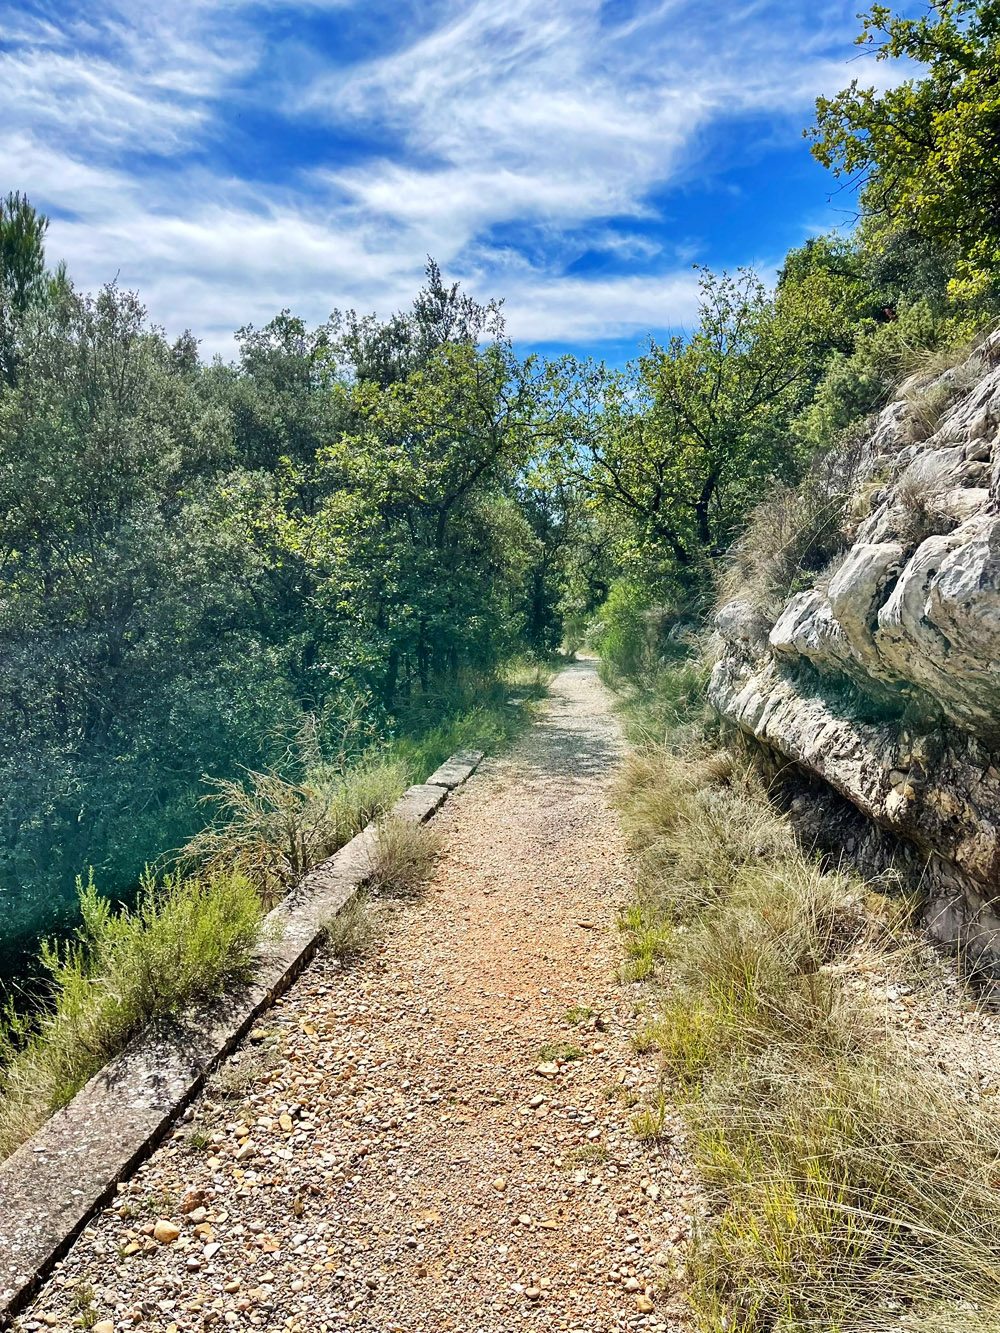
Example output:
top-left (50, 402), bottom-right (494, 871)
top-left (710, 336), bottom-right (1000, 971)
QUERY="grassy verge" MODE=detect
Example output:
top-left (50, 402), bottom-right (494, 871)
top-left (614, 660), bottom-right (1000, 1332)
top-left (0, 657), bottom-right (553, 1162)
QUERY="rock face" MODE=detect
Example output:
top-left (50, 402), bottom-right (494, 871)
top-left (710, 337), bottom-right (1000, 973)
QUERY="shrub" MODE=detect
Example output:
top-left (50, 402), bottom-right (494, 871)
top-left (0, 870), bottom-right (261, 1158)
top-left (589, 579), bottom-right (660, 682)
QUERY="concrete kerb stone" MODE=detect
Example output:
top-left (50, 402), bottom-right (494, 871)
top-left (424, 749), bottom-right (484, 792)
top-left (0, 749), bottom-right (482, 1324)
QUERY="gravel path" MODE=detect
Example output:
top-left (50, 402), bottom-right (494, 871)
top-left (15, 660), bottom-right (694, 1333)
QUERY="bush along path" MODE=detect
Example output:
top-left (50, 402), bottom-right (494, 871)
top-left (11, 660), bottom-right (695, 1333)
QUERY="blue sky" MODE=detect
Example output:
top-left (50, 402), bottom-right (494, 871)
top-left (1, 1), bottom-right (909, 362)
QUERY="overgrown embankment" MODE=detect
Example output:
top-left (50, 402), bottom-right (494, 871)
top-left (612, 659), bottom-right (1000, 1333)
top-left (0, 661), bottom-right (550, 1163)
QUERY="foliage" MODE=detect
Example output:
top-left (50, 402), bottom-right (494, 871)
top-left (561, 267), bottom-right (856, 600)
top-left (0, 191), bottom-right (48, 386)
top-left (0, 231), bottom-right (560, 982)
top-left (810, 0), bottom-right (1000, 304)
top-left (0, 870), bottom-right (261, 1158)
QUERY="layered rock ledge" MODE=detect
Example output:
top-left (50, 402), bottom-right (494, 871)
top-left (710, 335), bottom-right (1000, 972)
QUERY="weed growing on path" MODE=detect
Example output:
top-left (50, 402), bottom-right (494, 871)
top-left (367, 818), bottom-right (443, 898)
top-left (538, 1041), bottom-right (585, 1063)
top-left (323, 893), bottom-right (380, 962)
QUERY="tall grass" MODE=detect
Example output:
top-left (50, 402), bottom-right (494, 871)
top-left (614, 658), bottom-right (1000, 1332)
top-left (179, 660), bottom-right (550, 900)
top-left (0, 870), bottom-right (261, 1159)
top-left (183, 758), bottom-right (411, 904)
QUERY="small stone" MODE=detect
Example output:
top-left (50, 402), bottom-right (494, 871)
top-left (204, 1241), bottom-right (222, 1259)
top-left (224, 1280), bottom-right (241, 1294)
top-left (636, 1294), bottom-right (655, 1313)
top-left (153, 1219), bottom-right (180, 1243)
top-left (235, 1139), bottom-right (255, 1162)
top-left (492, 1176), bottom-right (507, 1191)
top-left (93, 1322), bottom-right (114, 1333)
top-left (624, 1278), bottom-right (641, 1292)
top-left (181, 1189), bottom-right (208, 1214)
top-left (525, 1287), bottom-right (541, 1301)
top-left (535, 1062), bottom-right (559, 1078)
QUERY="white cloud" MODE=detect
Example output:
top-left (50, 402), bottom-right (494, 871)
top-left (0, 0), bottom-right (895, 356)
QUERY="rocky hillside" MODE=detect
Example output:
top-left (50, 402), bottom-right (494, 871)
top-left (711, 334), bottom-right (1000, 975)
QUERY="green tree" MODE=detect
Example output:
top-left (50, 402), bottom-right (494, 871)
top-left (305, 339), bottom-right (541, 708)
top-left (809, 1), bottom-right (1000, 298)
top-left (0, 191), bottom-right (49, 385)
top-left (574, 269), bottom-right (840, 591)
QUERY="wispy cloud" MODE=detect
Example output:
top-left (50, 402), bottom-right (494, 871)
top-left (0, 0), bottom-right (889, 357)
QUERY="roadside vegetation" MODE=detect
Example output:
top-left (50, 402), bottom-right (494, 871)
top-left (0, 870), bottom-right (260, 1159)
top-left (610, 656), bottom-right (1000, 1332)
top-left (0, 659), bottom-right (548, 1161)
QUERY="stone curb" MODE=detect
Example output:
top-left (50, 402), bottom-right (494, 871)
top-left (0, 750), bottom-right (483, 1323)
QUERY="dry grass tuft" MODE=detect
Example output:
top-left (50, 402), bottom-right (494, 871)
top-left (900, 354), bottom-right (983, 444)
top-left (323, 892), bottom-right (380, 962)
top-left (716, 438), bottom-right (864, 628)
top-left (366, 817), bottom-right (443, 898)
top-left (182, 759), bottom-right (409, 905)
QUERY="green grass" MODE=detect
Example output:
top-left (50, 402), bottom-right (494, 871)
top-left (538, 1040), bottom-right (585, 1063)
top-left (0, 869), bottom-right (261, 1159)
top-left (611, 656), bottom-right (1000, 1332)
top-left (630, 1093), bottom-right (669, 1143)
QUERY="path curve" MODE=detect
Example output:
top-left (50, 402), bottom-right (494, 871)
top-left (15, 661), bottom-right (693, 1333)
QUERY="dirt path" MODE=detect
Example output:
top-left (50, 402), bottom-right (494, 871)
top-left (16, 661), bottom-right (694, 1333)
